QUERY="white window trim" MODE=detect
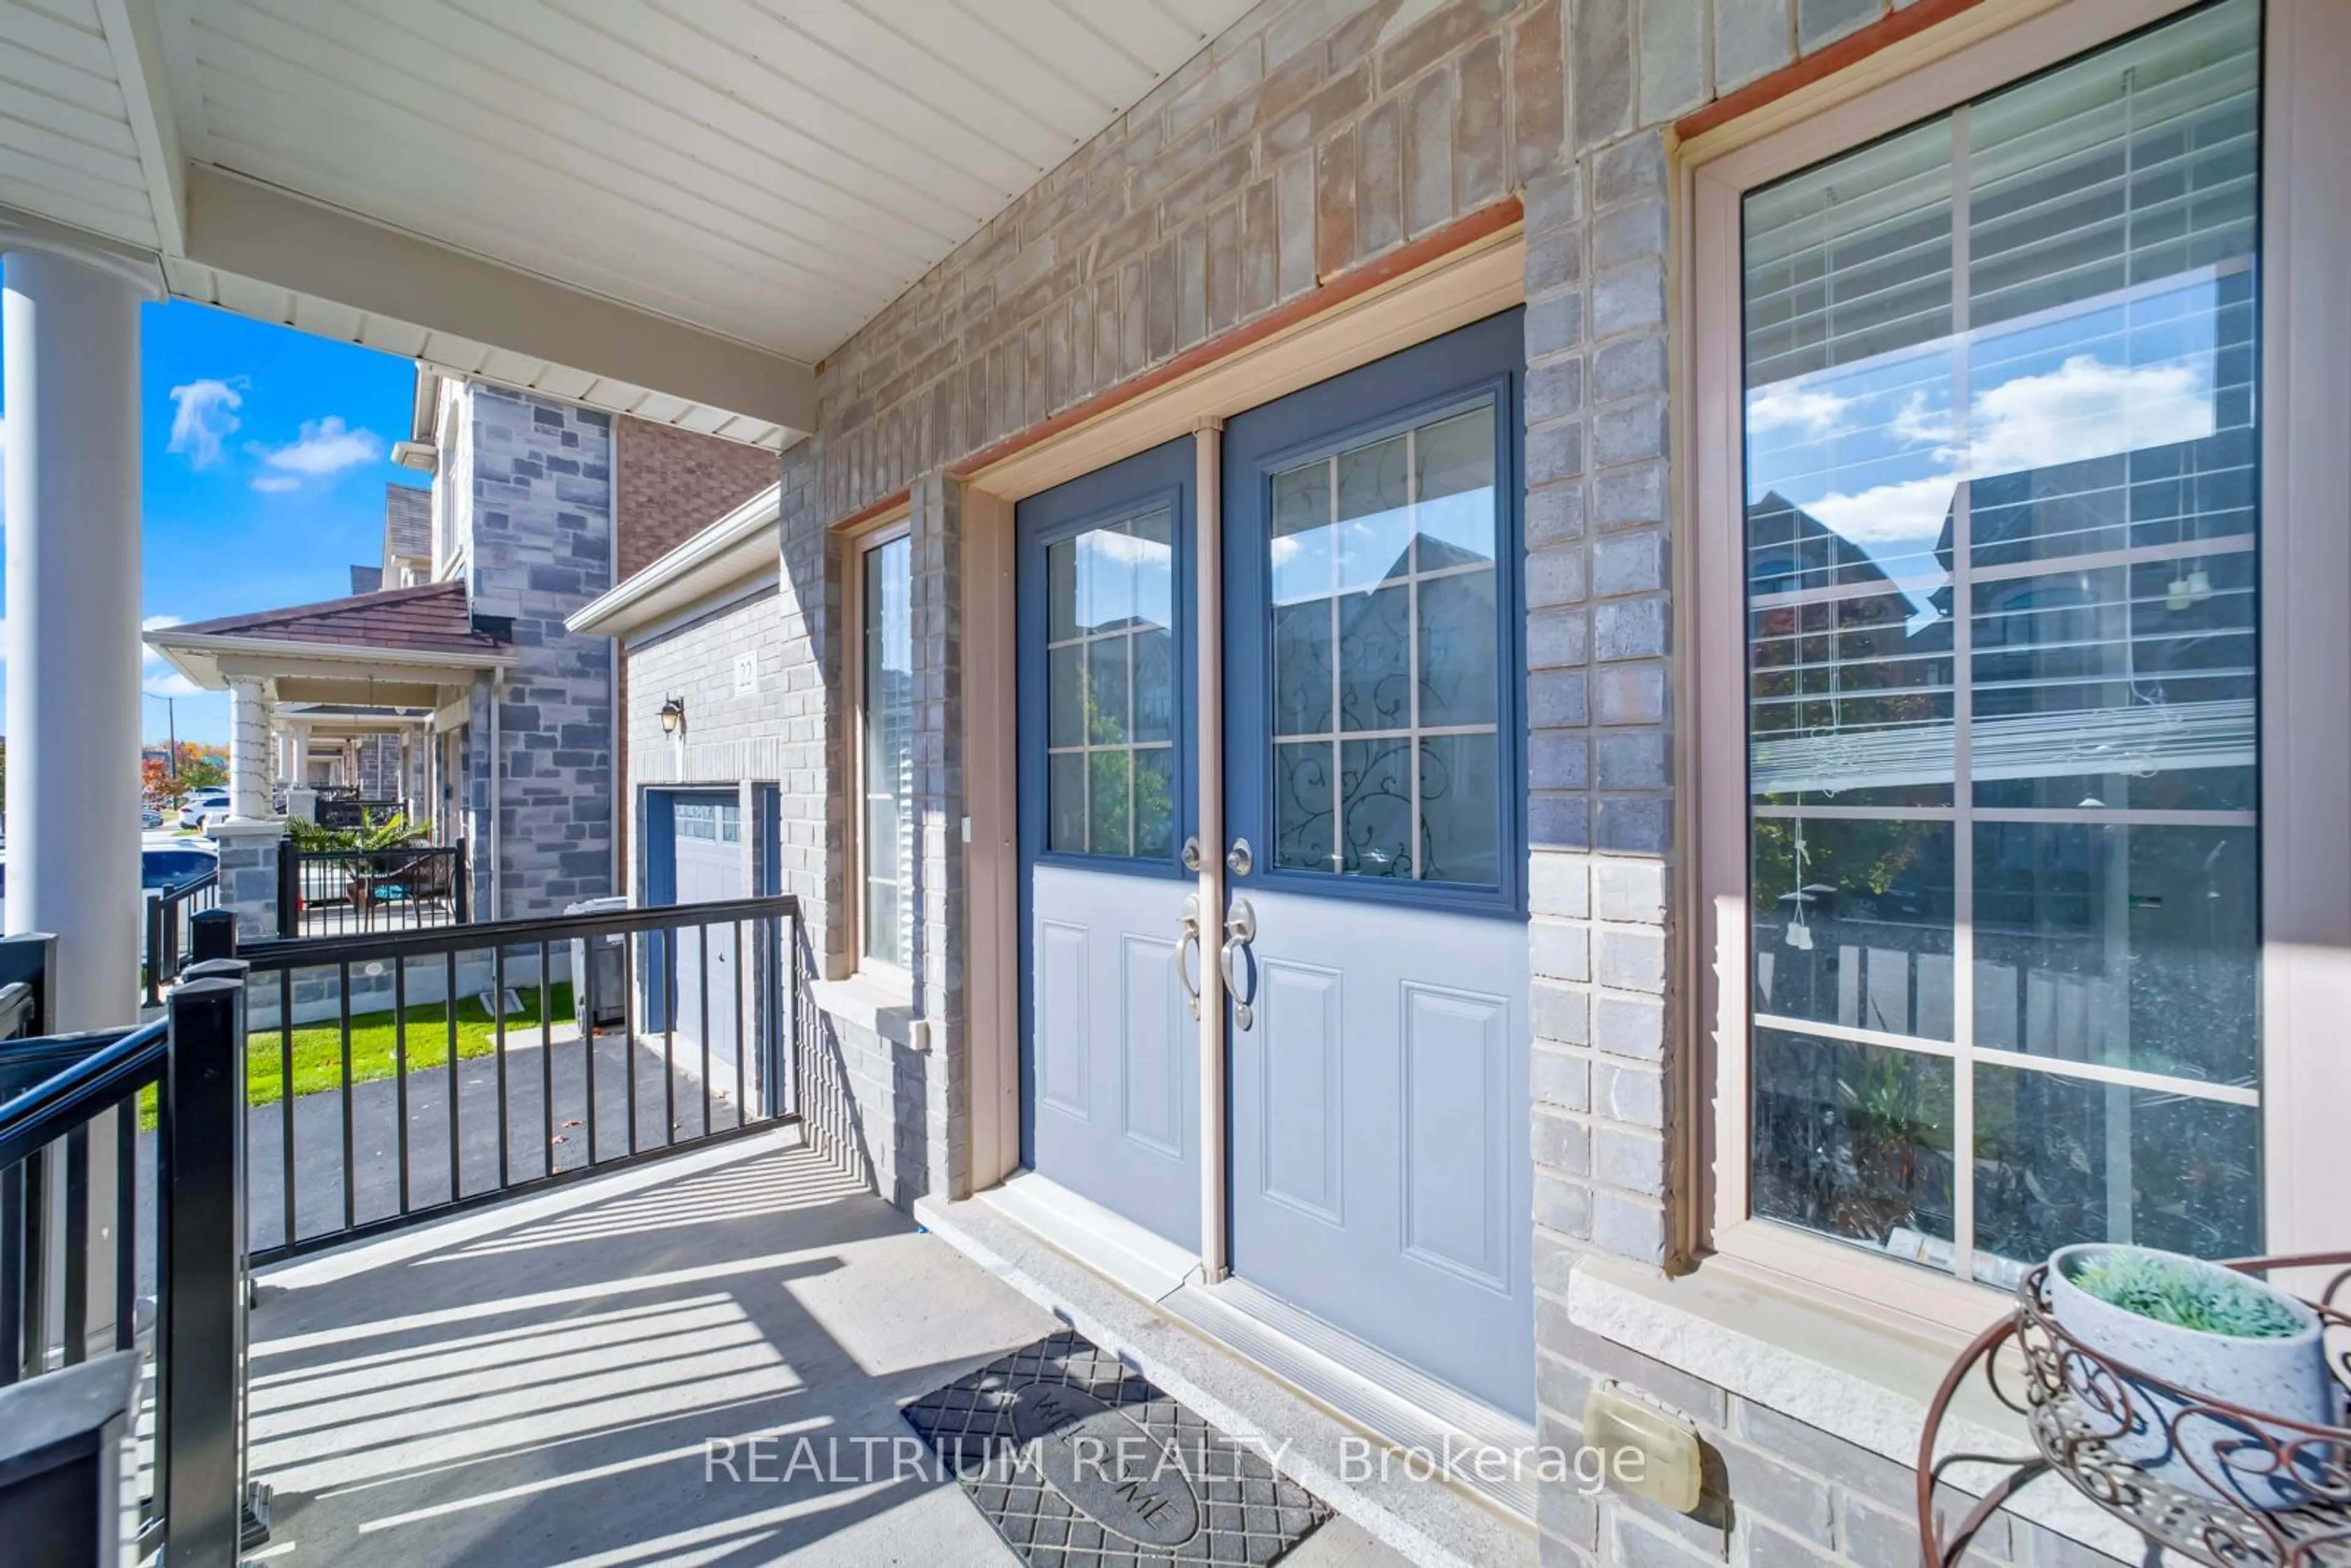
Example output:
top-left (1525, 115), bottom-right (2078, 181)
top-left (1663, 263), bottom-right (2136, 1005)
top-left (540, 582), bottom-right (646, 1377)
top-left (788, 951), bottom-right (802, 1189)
top-left (1681, 0), bottom-right (2349, 1340)
top-left (844, 511), bottom-right (914, 988)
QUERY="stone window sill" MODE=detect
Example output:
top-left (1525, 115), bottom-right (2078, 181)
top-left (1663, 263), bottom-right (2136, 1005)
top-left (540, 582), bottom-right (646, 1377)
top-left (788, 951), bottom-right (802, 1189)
top-left (808, 969), bottom-right (918, 1048)
top-left (1567, 1255), bottom-right (2143, 1557)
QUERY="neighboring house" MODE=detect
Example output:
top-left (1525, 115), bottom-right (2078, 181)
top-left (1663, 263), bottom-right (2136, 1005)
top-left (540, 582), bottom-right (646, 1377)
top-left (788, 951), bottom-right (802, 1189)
top-left (145, 374), bottom-right (773, 936)
top-left (553, 0), bottom-right (2340, 1562)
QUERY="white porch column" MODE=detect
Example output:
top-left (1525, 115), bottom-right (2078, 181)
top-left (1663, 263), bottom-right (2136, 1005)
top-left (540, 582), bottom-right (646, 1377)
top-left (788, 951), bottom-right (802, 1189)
top-left (226, 675), bottom-right (272, 823)
top-left (2, 236), bottom-right (156, 1029)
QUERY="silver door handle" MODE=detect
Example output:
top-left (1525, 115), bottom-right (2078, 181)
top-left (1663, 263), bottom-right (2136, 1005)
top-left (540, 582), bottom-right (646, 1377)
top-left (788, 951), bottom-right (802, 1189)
top-left (1180, 835), bottom-right (1204, 872)
top-left (1174, 894), bottom-right (1203, 1019)
top-left (1226, 837), bottom-right (1253, 877)
top-left (1220, 898), bottom-right (1257, 1030)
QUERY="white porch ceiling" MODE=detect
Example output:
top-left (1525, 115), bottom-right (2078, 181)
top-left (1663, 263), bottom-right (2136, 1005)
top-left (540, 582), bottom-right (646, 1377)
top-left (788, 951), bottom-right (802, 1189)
top-left (0, 0), bottom-right (1254, 444)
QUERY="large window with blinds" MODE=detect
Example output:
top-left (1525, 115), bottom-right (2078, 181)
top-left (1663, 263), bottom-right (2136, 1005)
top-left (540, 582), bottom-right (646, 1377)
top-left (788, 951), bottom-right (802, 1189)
top-left (1734, 0), bottom-right (2262, 1286)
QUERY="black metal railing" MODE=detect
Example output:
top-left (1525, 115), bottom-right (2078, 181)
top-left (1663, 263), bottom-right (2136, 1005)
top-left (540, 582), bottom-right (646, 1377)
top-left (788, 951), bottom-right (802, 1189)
top-left (315, 795), bottom-right (405, 830)
top-left (143, 868), bottom-right (221, 1007)
top-left (0, 932), bottom-right (261, 1566)
top-left (276, 839), bottom-right (468, 938)
top-left (225, 893), bottom-right (801, 1264)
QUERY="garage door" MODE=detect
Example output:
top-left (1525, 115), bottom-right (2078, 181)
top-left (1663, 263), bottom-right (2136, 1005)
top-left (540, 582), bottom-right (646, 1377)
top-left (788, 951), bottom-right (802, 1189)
top-left (650, 792), bottom-right (741, 1087)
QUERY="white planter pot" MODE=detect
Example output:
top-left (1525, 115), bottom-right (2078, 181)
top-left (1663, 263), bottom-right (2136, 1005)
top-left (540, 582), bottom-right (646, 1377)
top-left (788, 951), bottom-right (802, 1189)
top-left (2047, 1245), bottom-right (2343, 1510)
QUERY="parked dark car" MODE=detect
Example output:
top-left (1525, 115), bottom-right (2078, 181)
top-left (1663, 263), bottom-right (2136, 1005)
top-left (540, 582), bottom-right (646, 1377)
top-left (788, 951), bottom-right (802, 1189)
top-left (143, 846), bottom-right (219, 891)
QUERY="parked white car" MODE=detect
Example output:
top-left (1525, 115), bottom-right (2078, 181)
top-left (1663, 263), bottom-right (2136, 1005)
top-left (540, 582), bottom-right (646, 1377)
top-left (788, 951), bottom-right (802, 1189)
top-left (178, 789), bottom-right (232, 830)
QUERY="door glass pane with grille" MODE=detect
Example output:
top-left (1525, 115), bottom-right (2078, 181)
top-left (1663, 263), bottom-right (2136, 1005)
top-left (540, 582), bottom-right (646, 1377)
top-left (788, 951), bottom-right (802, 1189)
top-left (1267, 406), bottom-right (1501, 885)
top-left (1044, 508), bottom-right (1178, 860)
top-left (1739, 0), bottom-right (2263, 1285)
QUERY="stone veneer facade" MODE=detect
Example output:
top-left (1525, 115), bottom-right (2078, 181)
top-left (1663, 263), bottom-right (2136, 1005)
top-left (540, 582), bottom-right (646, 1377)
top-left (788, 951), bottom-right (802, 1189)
top-left (458, 386), bottom-right (617, 919)
top-left (639, 1), bottom-right (2147, 1561)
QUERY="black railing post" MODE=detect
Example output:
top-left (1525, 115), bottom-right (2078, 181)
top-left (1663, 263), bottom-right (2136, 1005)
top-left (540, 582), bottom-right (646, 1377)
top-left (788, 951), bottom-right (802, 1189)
top-left (158, 963), bottom-right (253, 1568)
top-left (189, 909), bottom-right (238, 967)
top-left (455, 838), bottom-right (471, 925)
top-left (276, 841), bottom-right (299, 940)
top-left (0, 1349), bottom-right (141, 1567)
top-left (143, 892), bottom-right (165, 1009)
top-left (163, 890), bottom-right (184, 983)
top-left (0, 934), bottom-right (58, 1038)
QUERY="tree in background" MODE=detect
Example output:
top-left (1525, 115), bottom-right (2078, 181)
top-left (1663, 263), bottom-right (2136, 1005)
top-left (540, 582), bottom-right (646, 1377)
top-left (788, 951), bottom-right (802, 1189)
top-left (142, 754), bottom-right (190, 811)
top-left (143, 742), bottom-right (230, 808)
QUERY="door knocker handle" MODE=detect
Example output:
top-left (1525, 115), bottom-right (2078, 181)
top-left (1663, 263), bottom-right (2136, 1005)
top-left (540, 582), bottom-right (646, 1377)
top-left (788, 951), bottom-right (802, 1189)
top-left (1220, 897), bottom-right (1258, 1030)
top-left (1174, 894), bottom-right (1204, 1019)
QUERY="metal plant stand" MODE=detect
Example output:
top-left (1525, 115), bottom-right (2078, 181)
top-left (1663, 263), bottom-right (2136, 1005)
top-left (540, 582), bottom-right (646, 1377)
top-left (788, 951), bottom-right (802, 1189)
top-left (1917, 1253), bottom-right (2351, 1566)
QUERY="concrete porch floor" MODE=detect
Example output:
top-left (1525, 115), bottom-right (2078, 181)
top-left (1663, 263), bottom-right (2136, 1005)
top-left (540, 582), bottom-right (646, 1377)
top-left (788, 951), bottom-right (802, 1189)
top-left (245, 1128), bottom-right (1406, 1567)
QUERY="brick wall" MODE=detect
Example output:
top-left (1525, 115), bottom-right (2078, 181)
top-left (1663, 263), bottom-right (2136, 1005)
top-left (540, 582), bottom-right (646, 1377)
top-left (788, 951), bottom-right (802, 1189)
top-left (463, 387), bottom-right (617, 918)
top-left (751, 1), bottom-right (2135, 1563)
top-left (620, 569), bottom-right (896, 1195)
top-left (614, 416), bottom-right (779, 580)
top-left (620, 580), bottom-right (790, 809)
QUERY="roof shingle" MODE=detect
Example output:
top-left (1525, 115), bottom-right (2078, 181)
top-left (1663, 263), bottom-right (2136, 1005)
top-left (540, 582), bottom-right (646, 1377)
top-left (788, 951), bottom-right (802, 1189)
top-left (163, 581), bottom-right (507, 659)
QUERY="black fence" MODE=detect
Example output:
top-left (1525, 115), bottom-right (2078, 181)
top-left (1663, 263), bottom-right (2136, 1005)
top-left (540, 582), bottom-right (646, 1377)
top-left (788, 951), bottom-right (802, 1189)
top-left (315, 795), bottom-right (405, 830)
top-left (143, 868), bottom-right (220, 1007)
top-left (227, 892), bottom-right (802, 1264)
top-left (277, 840), bottom-right (468, 938)
top-left (0, 934), bottom-right (263, 1566)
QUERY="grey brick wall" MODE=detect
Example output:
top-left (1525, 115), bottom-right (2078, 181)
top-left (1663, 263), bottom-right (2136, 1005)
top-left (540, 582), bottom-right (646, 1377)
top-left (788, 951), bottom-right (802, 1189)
top-left (620, 580), bottom-right (792, 808)
top-left (463, 387), bottom-right (616, 918)
top-left (620, 577), bottom-right (891, 1193)
top-left (749, 0), bottom-right (2139, 1563)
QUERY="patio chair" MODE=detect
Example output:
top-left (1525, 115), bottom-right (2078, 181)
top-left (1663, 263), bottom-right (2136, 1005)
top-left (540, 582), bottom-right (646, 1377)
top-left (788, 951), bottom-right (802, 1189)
top-left (344, 849), bottom-right (456, 929)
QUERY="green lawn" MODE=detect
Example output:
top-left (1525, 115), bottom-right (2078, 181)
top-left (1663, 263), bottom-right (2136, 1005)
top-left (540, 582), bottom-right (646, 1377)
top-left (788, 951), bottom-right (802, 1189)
top-left (141, 981), bottom-right (577, 1130)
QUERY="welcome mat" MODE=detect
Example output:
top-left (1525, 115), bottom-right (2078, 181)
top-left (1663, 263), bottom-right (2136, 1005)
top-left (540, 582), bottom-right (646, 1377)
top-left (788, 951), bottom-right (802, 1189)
top-left (901, 1330), bottom-right (1332, 1566)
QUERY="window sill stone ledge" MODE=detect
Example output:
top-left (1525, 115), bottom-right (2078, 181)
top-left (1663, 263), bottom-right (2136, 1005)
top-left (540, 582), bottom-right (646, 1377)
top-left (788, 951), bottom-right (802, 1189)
top-left (808, 970), bottom-right (917, 1047)
top-left (1567, 1256), bottom-right (2143, 1558)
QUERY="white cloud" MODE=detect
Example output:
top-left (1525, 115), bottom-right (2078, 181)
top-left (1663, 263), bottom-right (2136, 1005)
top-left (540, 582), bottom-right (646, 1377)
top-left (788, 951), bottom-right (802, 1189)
top-left (167, 378), bottom-right (245, 468)
top-left (1746, 384), bottom-right (1853, 441)
top-left (141, 615), bottom-right (199, 697)
top-left (141, 613), bottom-right (184, 661)
top-left (1802, 475), bottom-right (1961, 546)
top-left (249, 475), bottom-right (301, 494)
top-left (249, 415), bottom-right (384, 484)
top-left (1785, 355), bottom-right (2218, 551)
top-left (1967, 354), bottom-right (2213, 477)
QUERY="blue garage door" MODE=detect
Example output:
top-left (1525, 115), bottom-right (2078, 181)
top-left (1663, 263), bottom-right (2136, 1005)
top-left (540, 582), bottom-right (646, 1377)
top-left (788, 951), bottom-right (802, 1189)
top-left (647, 791), bottom-right (742, 1087)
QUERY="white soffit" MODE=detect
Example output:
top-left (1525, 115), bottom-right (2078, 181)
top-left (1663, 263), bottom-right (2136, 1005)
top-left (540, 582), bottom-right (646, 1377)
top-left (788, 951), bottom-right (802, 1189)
top-left (157, 0), bottom-right (1254, 362)
top-left (0, 0), bottom-right (1256, 445)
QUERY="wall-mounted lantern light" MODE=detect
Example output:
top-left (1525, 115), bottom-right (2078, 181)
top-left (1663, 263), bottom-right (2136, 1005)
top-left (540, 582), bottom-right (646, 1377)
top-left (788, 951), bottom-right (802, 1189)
top-left (659, 696), bottom-right (687, 735)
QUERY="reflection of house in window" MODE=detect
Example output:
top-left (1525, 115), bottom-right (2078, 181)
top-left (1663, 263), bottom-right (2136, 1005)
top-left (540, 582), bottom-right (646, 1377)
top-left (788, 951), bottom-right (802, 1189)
top-left (1924, 431), bottom-right (2259, 814)
top-left (1745, 492), bottom-right (1947, 800)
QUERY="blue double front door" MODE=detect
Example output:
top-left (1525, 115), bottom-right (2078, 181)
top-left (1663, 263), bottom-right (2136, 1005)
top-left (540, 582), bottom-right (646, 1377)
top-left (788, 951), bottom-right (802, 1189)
top-left (1016, 313), bottom-right (1532, 1418)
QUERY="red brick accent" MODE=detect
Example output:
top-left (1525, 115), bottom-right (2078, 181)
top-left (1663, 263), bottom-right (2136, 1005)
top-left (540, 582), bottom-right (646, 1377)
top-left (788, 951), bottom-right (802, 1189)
top-left (614, 418), bottom-right (779, 580)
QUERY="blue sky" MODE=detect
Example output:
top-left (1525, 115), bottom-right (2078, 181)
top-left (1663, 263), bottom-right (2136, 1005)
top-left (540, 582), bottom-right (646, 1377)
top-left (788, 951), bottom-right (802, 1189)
top-left (0, 300), bottom-right (424, 745)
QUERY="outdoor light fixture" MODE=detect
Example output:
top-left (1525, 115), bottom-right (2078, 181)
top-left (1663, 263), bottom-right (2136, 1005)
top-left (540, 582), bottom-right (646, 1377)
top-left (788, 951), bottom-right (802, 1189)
top-left (659, 696), bottom-right (686, 735)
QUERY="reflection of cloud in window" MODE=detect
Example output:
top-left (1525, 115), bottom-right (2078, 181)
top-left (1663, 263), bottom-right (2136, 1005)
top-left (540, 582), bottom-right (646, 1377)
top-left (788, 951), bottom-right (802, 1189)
top-left (1766, 354), bottom-right (2217, 553)
top-left (1804, 475), bottom-right (1961, 547)
top-left (1897, 354), bottom-right (2214, 478)
top-left (1745, 384), bottom-right (1853, 441)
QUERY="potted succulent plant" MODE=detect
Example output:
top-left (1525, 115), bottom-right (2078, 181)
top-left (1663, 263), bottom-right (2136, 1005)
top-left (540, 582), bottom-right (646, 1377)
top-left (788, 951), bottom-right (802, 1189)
top-left (2047, 1244), bottom-right (2344, 1509)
